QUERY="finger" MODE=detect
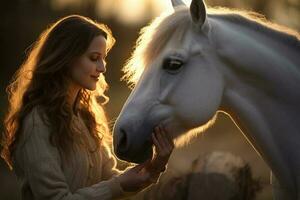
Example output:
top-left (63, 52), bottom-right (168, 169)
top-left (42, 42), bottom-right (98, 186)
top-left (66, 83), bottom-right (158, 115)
top-left (162, 134), bottom-right (174, 152)
top-left (132, 159), bottom-right (151, 172)
top-left (152, 132), bottom-right (163, 153)
top-left (156, 130), bottom-right (173, 160)
top-left (155, 137), bottom-right (170, 160)
top-left (162, 126), bottom-right (175, 148)
top-left (152, 133), bottom-right (167, 169)
top-left (158, 126), bottom-right (174, 156)
top-left (138, 170), bottom-right (151, 183)
top-left (155, 127), bottom-right (169, 151)
top-left (149, 173), bottom-right (160, 184)
top-left (153, 127), bottom-right (162, 149)
top-left (131, 164), bottom-right (144, 172)
top-left (159, 126), bottom-right (172, 150)
top-left (154, 126), bottom-right (160, 135)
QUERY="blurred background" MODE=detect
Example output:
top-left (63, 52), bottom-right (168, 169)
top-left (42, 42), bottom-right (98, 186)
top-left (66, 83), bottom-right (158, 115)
top-left (0, 0), bottom-right (299, 199)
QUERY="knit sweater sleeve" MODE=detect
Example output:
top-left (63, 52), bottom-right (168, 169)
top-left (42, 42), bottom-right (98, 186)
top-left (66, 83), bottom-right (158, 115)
top-left (101, 143), bottom-right (124, 180)
top-left (15, 108), bottom-right (125, 200)
top-left (100, 139), bottom-right (168, 200)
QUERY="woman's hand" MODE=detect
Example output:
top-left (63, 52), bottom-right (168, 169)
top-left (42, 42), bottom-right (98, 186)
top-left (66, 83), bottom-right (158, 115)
top-left (117, 161), bottom-right (153, 192)
top-left (147, 126), bottom-right (174, 174)
top-left (117, 125), bottom-right (174, 192)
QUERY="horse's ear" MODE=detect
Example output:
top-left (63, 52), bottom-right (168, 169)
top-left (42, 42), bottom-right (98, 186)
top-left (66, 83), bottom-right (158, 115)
top-left (190, 0), bottom-right (208, 31)
top-left (171, 0), bottom-right (186, 9)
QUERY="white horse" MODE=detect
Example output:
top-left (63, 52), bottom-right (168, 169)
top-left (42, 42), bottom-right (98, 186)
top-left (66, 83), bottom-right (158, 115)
top-left (113, 0), bottom-right (300, 199)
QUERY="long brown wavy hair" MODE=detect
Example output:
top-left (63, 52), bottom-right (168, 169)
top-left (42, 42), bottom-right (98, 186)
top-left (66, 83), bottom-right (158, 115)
top-left (1, 15), bottom-right (116, 170)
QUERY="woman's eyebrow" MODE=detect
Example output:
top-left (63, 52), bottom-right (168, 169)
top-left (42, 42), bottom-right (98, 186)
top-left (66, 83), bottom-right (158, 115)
top-left (90, 51), bottom-right (107, 57)
top-left (90, 51), bottom-right (101, 55)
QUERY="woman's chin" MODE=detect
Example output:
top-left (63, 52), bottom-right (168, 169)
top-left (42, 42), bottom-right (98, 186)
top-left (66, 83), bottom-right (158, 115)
top-left (84, 84), bottom-right (97, 91)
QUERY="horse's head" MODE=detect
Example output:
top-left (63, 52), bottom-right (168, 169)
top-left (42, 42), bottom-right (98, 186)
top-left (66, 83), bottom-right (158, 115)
top-left (113, 0), bottom-right (225, 163)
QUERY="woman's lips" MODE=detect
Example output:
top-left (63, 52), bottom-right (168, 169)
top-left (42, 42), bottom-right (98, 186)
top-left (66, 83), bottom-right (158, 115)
top-left (91, 75), bottom-right (99, 81)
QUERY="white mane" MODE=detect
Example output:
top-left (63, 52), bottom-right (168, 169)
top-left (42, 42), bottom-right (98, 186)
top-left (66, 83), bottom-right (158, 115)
top-left (122, 7), bottom-right (300, 88)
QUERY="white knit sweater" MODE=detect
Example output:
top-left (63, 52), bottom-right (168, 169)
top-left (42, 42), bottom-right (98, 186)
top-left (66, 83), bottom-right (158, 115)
top-left (12, 106), bottom-right (135, 200)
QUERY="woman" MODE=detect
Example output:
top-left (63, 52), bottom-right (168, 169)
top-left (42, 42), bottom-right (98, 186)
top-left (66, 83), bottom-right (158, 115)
top-left (0, 15), bottom-right (174, 199)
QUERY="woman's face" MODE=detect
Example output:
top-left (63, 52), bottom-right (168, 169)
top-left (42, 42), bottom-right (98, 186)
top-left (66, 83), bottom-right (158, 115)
top-left (70, 35), bottom-right (107, 91)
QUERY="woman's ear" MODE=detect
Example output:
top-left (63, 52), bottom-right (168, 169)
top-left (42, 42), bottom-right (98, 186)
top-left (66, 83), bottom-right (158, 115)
top-left (190, 0), bottom-right (209, 32)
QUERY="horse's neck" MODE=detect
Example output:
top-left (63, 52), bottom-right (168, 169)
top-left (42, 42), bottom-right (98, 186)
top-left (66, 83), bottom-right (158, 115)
top-left (220, 88), bottom-right (299, 199)
top-left (215, 17), bottom-right (300, 198)
top-left (213, 16), bottom-right (300, 104)
top-left (211, 15), bottom-right (300, 66)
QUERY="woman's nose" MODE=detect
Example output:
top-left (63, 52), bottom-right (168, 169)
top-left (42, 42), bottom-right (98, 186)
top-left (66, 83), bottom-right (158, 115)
top-left (96, 61), bottom-right (106, 73)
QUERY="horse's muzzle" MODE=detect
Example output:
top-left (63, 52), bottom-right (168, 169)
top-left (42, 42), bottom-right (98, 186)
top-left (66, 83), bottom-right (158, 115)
top-left (113, 126), bottom-right (153, 163)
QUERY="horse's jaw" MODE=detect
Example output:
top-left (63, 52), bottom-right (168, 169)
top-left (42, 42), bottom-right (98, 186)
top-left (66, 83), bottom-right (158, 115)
top-left (174, 113), bottom-right (218, 147)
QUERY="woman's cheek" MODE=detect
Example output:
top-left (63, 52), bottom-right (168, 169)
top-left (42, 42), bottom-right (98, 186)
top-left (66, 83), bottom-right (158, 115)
top-left (71, 62), bottom-right (90, 83)
top-left (79, 58), bottom-right (94, 74)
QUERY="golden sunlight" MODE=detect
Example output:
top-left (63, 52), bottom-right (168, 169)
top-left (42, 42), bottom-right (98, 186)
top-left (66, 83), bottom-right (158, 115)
top-left (51, 0), bottom-right (81, 10)
top-left (97, 0), bottom-right (191, 24)
top-left (52, 0), bottom-right (192, 24)
top-left (116, 0), bottom-right (149, 24)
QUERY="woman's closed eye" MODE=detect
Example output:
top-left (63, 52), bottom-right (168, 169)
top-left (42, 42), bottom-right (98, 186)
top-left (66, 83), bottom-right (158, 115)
top-left (90, 55), bottom-right (106, 63)
top-left (90, 55), bottom-right (100, 62)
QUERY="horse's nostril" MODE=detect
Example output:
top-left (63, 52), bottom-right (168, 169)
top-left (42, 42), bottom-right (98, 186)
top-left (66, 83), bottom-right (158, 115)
top-left (118, 128), bottom-right (128, 152)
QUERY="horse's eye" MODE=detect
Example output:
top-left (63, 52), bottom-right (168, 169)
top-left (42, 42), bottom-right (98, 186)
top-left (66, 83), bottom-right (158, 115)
top-left (162, 58), bottom-right (183, 72)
